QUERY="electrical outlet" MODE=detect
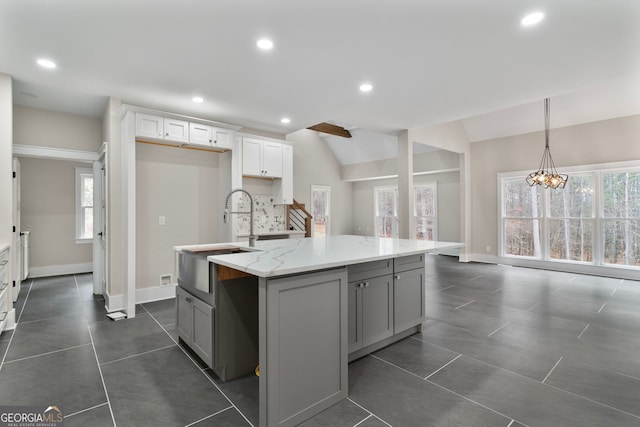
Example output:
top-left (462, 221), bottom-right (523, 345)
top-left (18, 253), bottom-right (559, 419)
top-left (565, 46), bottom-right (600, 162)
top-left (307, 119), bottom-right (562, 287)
top-left (160, 274), bottom-right (172, 286)
top-left (159, 216), bottom-right (166, 225)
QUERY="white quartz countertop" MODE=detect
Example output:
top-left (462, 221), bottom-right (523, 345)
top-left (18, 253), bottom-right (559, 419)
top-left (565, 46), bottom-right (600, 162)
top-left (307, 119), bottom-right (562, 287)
top-left (236, 230), bottom-right (305, 237)
top-left (176, 235), bottom-right (463, 278)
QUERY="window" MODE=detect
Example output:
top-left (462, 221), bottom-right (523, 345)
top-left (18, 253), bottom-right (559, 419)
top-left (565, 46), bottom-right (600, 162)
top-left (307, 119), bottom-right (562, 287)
top-left (311, 185), bottom-right (330, 236)
top-left (499, 163), bottom-right (640, 268)
top-left (602, 171), bottom-right (640, 266)
top-left (374, 186), bottom-right (398, 237)
top-left (414, 183), bottom-right (437, 241)
top-left (76, 167), bottom-right (94, 242)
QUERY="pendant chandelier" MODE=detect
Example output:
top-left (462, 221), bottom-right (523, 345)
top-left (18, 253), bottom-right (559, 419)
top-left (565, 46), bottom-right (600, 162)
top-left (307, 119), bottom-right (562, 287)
top-left (525, 98), bottom-right (568, 189)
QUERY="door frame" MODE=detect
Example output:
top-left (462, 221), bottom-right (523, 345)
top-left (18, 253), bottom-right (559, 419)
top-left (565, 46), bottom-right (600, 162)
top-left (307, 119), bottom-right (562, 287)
top-left (93, 143), bottom-right (109, 296)
top-left (12, 144), bottom-right (107, 294)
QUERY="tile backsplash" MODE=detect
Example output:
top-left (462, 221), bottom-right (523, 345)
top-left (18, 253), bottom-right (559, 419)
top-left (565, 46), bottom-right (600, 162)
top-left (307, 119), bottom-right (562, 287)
top-left (235, 194), bottom-right (286, 235)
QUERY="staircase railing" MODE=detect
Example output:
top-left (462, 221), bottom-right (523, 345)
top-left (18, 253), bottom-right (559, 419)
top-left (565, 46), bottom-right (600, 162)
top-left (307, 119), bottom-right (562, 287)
top-left (287, 199), bottom-right (313, 237)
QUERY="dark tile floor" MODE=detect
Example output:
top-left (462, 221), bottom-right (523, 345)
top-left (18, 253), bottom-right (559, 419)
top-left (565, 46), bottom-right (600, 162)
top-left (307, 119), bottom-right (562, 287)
top-left (1, 257), bottom-right (640, 426)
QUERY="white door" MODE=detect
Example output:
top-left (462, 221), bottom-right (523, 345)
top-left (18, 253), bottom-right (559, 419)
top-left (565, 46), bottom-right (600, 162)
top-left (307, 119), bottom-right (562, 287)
top-left (12, 158), bottom-right (21, 302)
top-left (93, 145), bottom-right (108, 296)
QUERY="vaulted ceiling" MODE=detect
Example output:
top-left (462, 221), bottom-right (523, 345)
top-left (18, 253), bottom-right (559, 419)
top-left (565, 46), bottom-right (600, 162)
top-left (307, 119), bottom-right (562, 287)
top-left (2, 0), bottom-right (639, 165)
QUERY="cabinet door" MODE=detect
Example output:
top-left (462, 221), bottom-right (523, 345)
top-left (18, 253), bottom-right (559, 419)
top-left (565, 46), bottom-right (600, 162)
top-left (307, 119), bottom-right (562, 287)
top-left (212, 128), bottom-right (232, 150)
top-left (242, 138), bottom-right (263, 176)
top-left (176, 287), bottom-right (193, 344)
top-left (163, 118), bottom-right (189, 143)
top-left (348, 281), bottom-right (362, 353)
top-left (189, 123), bottom-right (212, 147)
top-left (262, 141), bottom-right (283, 177)
top-left (394, 268), bottom-right (425, 333)
top-left (274, 144), bottom-right (293, 204)
top-left (361, 275), bottom-right (394, 347)
top-left (191, 297), bottom-right (214, 367)
top-left (135, 113), bottom-right (164, 139)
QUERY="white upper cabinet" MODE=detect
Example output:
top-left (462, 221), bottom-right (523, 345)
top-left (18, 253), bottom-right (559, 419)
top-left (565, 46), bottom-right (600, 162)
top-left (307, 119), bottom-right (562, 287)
top-left (189, 122), bottom-right (213, 146)
top-left (135, 113), bottom-right (189, 144)
top-left (136, 113), bottom-right (164, 139)
top-left (275, 144), bottom-right (293, 204)
top-left (212, 128), bottom-right (232, 150)
top-left (163, 118), bottom-right (189, 143)
top-left (242, 138), bottom-right (283, 178)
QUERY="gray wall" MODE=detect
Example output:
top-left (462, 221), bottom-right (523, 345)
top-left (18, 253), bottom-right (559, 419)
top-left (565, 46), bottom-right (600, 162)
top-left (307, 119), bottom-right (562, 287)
top-left (470, 114), bottom-right (640, 257)
top-left (20, 158), bottom-right (93, 270)
top-left (13, 106), bottom-right (102, 275)
top-left (286, 129), bottom-right (353, 235)
top-left (0, 75), bottom-right (12, 252)
top-left (351, 172), bottom-right (460, 241)
top-left (135, 142), bottom-right (223, 289)
top-left (14, 105), bottom-right (102, 151)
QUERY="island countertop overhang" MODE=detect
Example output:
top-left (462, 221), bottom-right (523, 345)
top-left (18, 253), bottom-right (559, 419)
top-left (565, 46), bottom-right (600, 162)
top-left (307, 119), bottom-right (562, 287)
top-left (175, 235), bottom-right (463, 278)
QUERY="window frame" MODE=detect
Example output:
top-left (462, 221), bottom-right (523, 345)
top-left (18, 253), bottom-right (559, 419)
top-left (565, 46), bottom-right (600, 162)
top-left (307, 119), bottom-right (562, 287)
top-left (374, 185), bottom-right (399, 238)
top-left (498, 160), bottom-right (640, 270)
top-left (414, 182), bottom-right (438, 241)
top-left (310, 185), bottom-right (331, 237)
top-left (75, 167), bottom-right (94, 244)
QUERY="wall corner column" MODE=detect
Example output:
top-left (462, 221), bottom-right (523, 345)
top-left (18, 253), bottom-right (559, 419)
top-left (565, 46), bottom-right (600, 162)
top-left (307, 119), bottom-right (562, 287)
top-left (397, 131), bottom-right (414, 239)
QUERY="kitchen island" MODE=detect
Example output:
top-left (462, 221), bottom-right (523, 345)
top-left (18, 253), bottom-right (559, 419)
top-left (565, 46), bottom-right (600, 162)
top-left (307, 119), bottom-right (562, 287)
top-left (176, 235), bottom-right (462, 427)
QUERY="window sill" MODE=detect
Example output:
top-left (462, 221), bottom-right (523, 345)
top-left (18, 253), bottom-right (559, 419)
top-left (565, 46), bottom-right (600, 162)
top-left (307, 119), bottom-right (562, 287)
top-left (75, 238), bottom-right (93, 245)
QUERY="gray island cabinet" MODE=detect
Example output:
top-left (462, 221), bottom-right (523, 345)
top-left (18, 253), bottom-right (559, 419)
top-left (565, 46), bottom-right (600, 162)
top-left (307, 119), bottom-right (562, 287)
top-left (175, 235), bottom-right (462, 427)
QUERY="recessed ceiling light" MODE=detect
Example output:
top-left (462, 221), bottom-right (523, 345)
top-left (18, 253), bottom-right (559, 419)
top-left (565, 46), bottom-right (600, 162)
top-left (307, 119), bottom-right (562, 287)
top-left (281, 117), bottom-right (291, 124)
top-left (359, 83), bottom-right (373, 92)
top-left (192, 96), bottom-right (204, 103)
top-left (36, 58), bottom-right (57, 69)
top-left (521, 11), bottom-right (544, 26)
top-left (256, 39), bottom-right (274, 50)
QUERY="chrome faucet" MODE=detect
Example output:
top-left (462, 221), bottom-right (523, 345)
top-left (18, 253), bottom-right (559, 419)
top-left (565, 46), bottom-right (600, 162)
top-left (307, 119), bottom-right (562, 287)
top-left (224, 188), bottom-right (257, 247)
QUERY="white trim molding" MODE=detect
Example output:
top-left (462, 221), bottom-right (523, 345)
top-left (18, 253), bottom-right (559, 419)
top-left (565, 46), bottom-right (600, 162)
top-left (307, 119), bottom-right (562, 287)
top-left (105, 284), bottom-right (177, 313)
top-left (29, 262), bottom-right (93, 278)
top-left (13, 144), bottom-right (98, 162)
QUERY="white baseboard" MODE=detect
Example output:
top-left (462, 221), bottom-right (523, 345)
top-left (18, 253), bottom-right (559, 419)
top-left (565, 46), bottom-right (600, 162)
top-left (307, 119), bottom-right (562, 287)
top-left (29, 263), bottom-right (93, 278)
top-left (466, 253), bottom-right (640, 280)
top-left (105, 284), bottom-right (177, 313)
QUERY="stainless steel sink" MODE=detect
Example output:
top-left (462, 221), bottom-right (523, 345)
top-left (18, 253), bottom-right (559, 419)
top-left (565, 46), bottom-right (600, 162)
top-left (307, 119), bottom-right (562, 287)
top-left (177, 246), bottom-right (255, 304)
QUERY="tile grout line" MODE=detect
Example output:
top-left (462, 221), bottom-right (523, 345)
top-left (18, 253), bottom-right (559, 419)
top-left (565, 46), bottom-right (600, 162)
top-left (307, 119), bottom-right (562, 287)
top-left (140, 304), bottom-right (256, 427)
top-left (577, 323), bottom-right (590, 340)
top-left (488, 322), bottom-right (511, 337)
top-left (468, 275), bottom-right (482, 281)
top-left (491, 287), bottom-right (504, 294)
top-left (64, 402), bottom-right (109, 419)
top-left (99, 344), bottom-right (176, 366)
top-left (525, 301), bottom-right (540, 311)
top-left (183, 405), bottom-right (235, 427)
top-left (417, 332), bottom-right (640, 422)
top-left (610, 288), bottom-right (617, 296)
top-left (73, 274), bottom-right (81, 297)
top-left (3, 343), bottom-right (93, 364)
top-left (597, 302), bottom-right (607, 314)
top-left (435, 285), bottom-right (456, 293)
top-left (541, 356), bottom-right (563, 384)
top-left (424, 354), bottom-right (462, 380)
top-left (352, 414), bottom-right (373, 427)
top-left (507, 420), bottom-right (515, 427)
top-left (551, 287), bottom-right (562, 295)
top-left (87, 324), bottom-right (118, 427)
top-left (347, 398), bottom-right (393, 427)
top-left (454, 299), bottom-right (476, 310)
top-left (0, 279), bottom-right (33, 372)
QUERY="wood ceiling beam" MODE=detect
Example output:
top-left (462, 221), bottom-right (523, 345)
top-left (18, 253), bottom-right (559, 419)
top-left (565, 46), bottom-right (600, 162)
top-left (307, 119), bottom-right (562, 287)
top-left (307, 122), bottom-right (352, 138)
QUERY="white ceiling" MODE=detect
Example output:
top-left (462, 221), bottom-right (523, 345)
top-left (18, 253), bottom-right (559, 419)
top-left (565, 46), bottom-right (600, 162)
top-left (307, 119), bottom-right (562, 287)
top-left (2, 0), bottom-right (639, 165)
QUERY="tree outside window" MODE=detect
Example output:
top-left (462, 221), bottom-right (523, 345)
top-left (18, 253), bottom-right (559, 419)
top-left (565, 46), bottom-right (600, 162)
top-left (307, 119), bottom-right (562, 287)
top-left (414, 183), bottom-right (437, 241)
top-left (374, 186), bottom-right (398, 238)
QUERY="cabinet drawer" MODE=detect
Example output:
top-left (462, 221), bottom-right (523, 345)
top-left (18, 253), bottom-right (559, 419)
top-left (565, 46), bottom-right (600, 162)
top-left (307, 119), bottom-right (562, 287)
top-left (348, 259), bottom-right (393, 282)
top-left (393, 254), bottom-right (425, 273)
